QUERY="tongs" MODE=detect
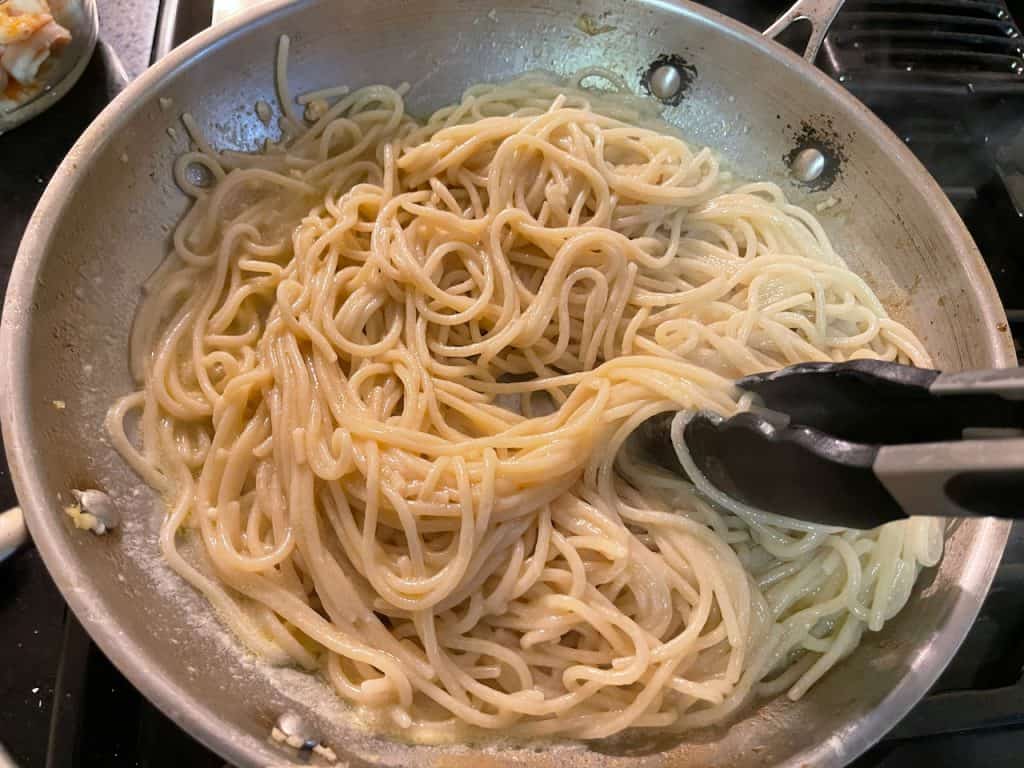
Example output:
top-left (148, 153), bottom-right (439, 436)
top-left (636, 360), bottom-right (1024, 529)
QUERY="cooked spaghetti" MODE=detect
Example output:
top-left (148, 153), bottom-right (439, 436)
top-left (108, 38), bottom-right (943, 741)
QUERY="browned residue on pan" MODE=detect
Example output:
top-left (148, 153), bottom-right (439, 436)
top-left (784, 117), bottom-right (849, 191)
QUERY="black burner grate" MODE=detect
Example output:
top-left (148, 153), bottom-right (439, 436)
top-left (821, 0), bottom-right (1024, 94)
top-left (814, 1), bottom-right (1024, 348)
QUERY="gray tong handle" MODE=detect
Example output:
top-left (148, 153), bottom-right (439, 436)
top-left (876, 367), bottom-right (1024, 519)
top-left (763, 0), bottom-right (847, 62)
top-left (876, 439), bottom-right (1024, 519)
top-left (931, 367), bottom-right (1024, 400)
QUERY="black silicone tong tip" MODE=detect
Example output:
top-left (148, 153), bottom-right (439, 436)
top-left (735, 360), bottom-right (941, 444)
top-left (681, 410), bottom-right (904, 529)
top-left (736, 359), bottom-right (1022, 445)
top-left (635, 360), bottom-right (1024, 528)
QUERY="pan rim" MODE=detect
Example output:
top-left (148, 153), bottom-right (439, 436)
top-left (0, 0), bottom-right (1015, 766)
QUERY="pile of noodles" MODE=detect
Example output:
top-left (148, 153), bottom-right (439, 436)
top-left (108, 40), bottom-right (942, 741)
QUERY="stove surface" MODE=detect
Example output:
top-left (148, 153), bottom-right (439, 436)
top-left (1, 2), bottom-right (1023, 766)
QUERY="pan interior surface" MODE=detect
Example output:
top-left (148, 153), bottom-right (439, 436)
top-left (1, 1), bottom-right (1013, 766)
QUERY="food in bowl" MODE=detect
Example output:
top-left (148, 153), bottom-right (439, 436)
top-left (0, 0), bottom-right (72, 111)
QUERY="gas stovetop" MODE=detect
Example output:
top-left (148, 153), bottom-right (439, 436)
top-left (2, 2), bottom-right (1023, 766)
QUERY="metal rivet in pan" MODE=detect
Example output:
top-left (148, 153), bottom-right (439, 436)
top-left (790, 148), bottom-right (826, 183)
top-left (648, 64), bottom-right (683, 101)
top-left (275, 710), bottom-right (319, 751)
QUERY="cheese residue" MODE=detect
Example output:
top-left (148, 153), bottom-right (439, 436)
top-left (575, 13), bottom-right (616, 36)
top-left (269, 727), bottom-right (338, 763)
top-left (816, 195), bottom-right (839, 212)
top-left (304, 98), bottom-right (328, 122)
top-left (64, 503), bottom-right (106, 534)
top-left (255, 99), bottom-right (272, 126)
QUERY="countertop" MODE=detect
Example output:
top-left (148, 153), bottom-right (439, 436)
top-left (97, 0), bottom-right (160, 79)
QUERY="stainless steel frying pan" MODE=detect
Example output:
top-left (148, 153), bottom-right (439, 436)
top-left (0, 1), bottom-right (1016, 766)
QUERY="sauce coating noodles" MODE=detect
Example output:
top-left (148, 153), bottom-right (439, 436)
top-left (108, 42), bottom-right (942, 741)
